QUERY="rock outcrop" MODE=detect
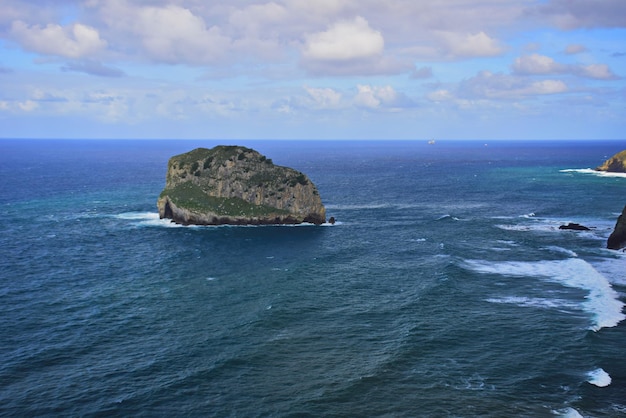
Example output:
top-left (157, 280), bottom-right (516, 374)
top-left (607, 205), bottom-right (626, 250)
top-left (559, 223), bottom-right (591, 231)
top-left (157, 146), bottom-right (326, 225)
top-left (595, 150), bottom-right (626, 173)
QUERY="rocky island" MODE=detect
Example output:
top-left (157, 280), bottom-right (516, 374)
top-left (595, 150), bottom-right (626, 173)
top-left (607, 205), bottom-right (626, 250)
top-left (157, 146), bottom-right (326, 226)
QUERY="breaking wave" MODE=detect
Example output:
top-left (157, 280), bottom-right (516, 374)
top-left (560, 168), bottom-right (626, 179)
top-left (587, 368), bottom-right (612, 387)
top-left (464, 258), bottom-right (625, 331)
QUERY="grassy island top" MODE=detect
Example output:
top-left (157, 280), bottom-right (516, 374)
top-left (158, 145), bottom-right (324, 222)
top-left (170, 146), bottom-right (257, 167)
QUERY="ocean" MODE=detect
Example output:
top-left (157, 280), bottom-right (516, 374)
top-left (0, 139), bottom-right (625, 417)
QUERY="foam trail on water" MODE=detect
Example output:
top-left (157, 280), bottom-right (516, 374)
top-left (587, 368), bottom-right (611, 387)
top-left (556, 407), bottom-right (584, 418)
top-left (560, 168), bottom-right (626, 178)
top-left (115, 212), bottom-right (189, 228)
top-left (465, 258), bottom-right (625, 331)
top-left (485, 296), bottom-right (578, 311)
top-left (115, 212), bottom-right (160, 220)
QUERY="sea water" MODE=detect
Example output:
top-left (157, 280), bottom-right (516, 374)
top-left (0, 139), bottom-right (625, 417)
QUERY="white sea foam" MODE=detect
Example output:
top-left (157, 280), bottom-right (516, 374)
top-left (561, 168), bottom-right (626, 178)
top-left (495, 223), bottom-right (558, 233)
top-left (465, 258), bottom-right (625, 331)
top-left (485, 296), bottom-right (578, 311)
top-left (436, 214), bottom-right (460, 221)
top-left (587, 368), bottom-right (611, 387)
top-left (325, 203), bottom-right (392, 210)
top-left (115, 212), bottom-right (189, 228)
top-left (495, 217), bottom-right (608, 241)
top-left (496, 240), bottom-right (518, 246)
top-left (543, 246), bottom-right (578, 258)
top-left (555, 407), bottom-right (584, 418)
top-left (592, 253), bottom-right (626, 286)
top-left (114, 212), bottom-right (339, 228)
top-left (115, 212), bottom-right (159, 221)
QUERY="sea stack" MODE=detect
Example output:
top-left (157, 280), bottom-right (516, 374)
top-left (595, 150), bottom-right (626, 173)
top-left (157, 146), bottom-right (326, 226)
top-left (607, 205), bottom-right (626, 250)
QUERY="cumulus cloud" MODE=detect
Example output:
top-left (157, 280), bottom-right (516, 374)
top-left (304, 86), bottom-right (343, 109)
top-left (353, 84), bottom-right (413, 109)
top-left (533, 0), bottom-right (626, 29)
top-left (61, 60), bottom-right (125, 77)
top-left (96, 1), bottom-right (231, 65)
top-left (10, 21), bottom-right (107, 58)
top-left (302, 16), bottom-right (384, 62)
top-left (410, 66), bottom-right (433, 79)
top-left (511, 54), bottom-right (567, 75)
top-left (300, 16), bottom-right (415, 76)
top-left (133, 5), bottom-right (230, 64)
top-left (459, 71), bottom-right (568, 100)
top-left (577, 64), bottom-right (619, 80)
top-left (564, 44), bottom-right (587, 54)
top-left (18, 100), bottom-right (38, 112)
top-left (512, 53), bottom-right (619, 80)
top-left (437, 31), bottom-right (505, 58)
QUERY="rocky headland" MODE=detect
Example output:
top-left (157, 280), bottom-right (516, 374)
top-left (595, 150), bottom-right (626, 173)
top-left (157, 146), bottom-right (326, 226)
top-left (607, 205), bottom-right (626, 250)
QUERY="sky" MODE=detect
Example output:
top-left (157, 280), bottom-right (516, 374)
top-left (0, 0), bottom-right (625, 140)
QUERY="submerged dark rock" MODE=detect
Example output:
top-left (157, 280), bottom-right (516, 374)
top-left (607, 205), bottom-right (626, 250)
top-left (559, 223), bottom-right (591, 231)
top-left (157, 146), bottom-right (326, 226)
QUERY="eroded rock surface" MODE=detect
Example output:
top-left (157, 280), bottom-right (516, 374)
top-left (596, 150), bottom-right (626, 173)
top-left (157, 146), bottom-right (326, 225)
top-left (607, 205), bottom-right (626, 250)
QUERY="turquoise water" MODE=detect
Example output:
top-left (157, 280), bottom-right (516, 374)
top-left (1, 139), bottom-right (625, 417)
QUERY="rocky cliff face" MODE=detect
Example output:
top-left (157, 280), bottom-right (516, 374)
top-left (157, 146), bottom-right (326, 225)
top-left (607, 205), bottom-right (626, 250)
top-left (595, 150), bottom-right (626, 173)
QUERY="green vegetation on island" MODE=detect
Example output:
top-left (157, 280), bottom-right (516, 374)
top-left (157, 146), bottom-right (326, 225)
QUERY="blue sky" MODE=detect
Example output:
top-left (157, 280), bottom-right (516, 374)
top-left (0, 0), bottom-right (625, 140)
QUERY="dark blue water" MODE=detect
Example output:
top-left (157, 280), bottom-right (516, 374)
top-left (1, 139), bottom-right (625, 417)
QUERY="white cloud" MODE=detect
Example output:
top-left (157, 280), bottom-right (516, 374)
top-left (577, 64), bottom-right (619, 80)
top-left (437, 31), bottom-right (505, 58)
top-left (96, 1), bottom-right (231, 65)
top-left (528, 79), bottom-right (568, 95)
top-left (512, 54), bottom-right (566, 75)
top-left (512, 53), bottom-right (619, 80)
top-left (534, 0), bottom-right (626, 29)
top-left (459, 71), bottom-right (568, 100)
top-left (18, 100), bottom-right (38, 112)
top-left (410, 66), bottom-right (433, 79)
top-left (564, 44), bottom-right (587, 54)
top-left (302, 16), bottom-right (384, 62)
top-left (428, 89), bottom-right (454, 102)
top-left (133, 5), bottom-right (230, 64)
top-left (299, 16), bottom-right (414, 76)
top-left (304, 86), bottom-right (342, 109)
top-left (228, 2), bottom-right (289, 34)
top-left (10, 21), bottom-right (106, 58)
top-left (353, 84), bottom-right (412, 109)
